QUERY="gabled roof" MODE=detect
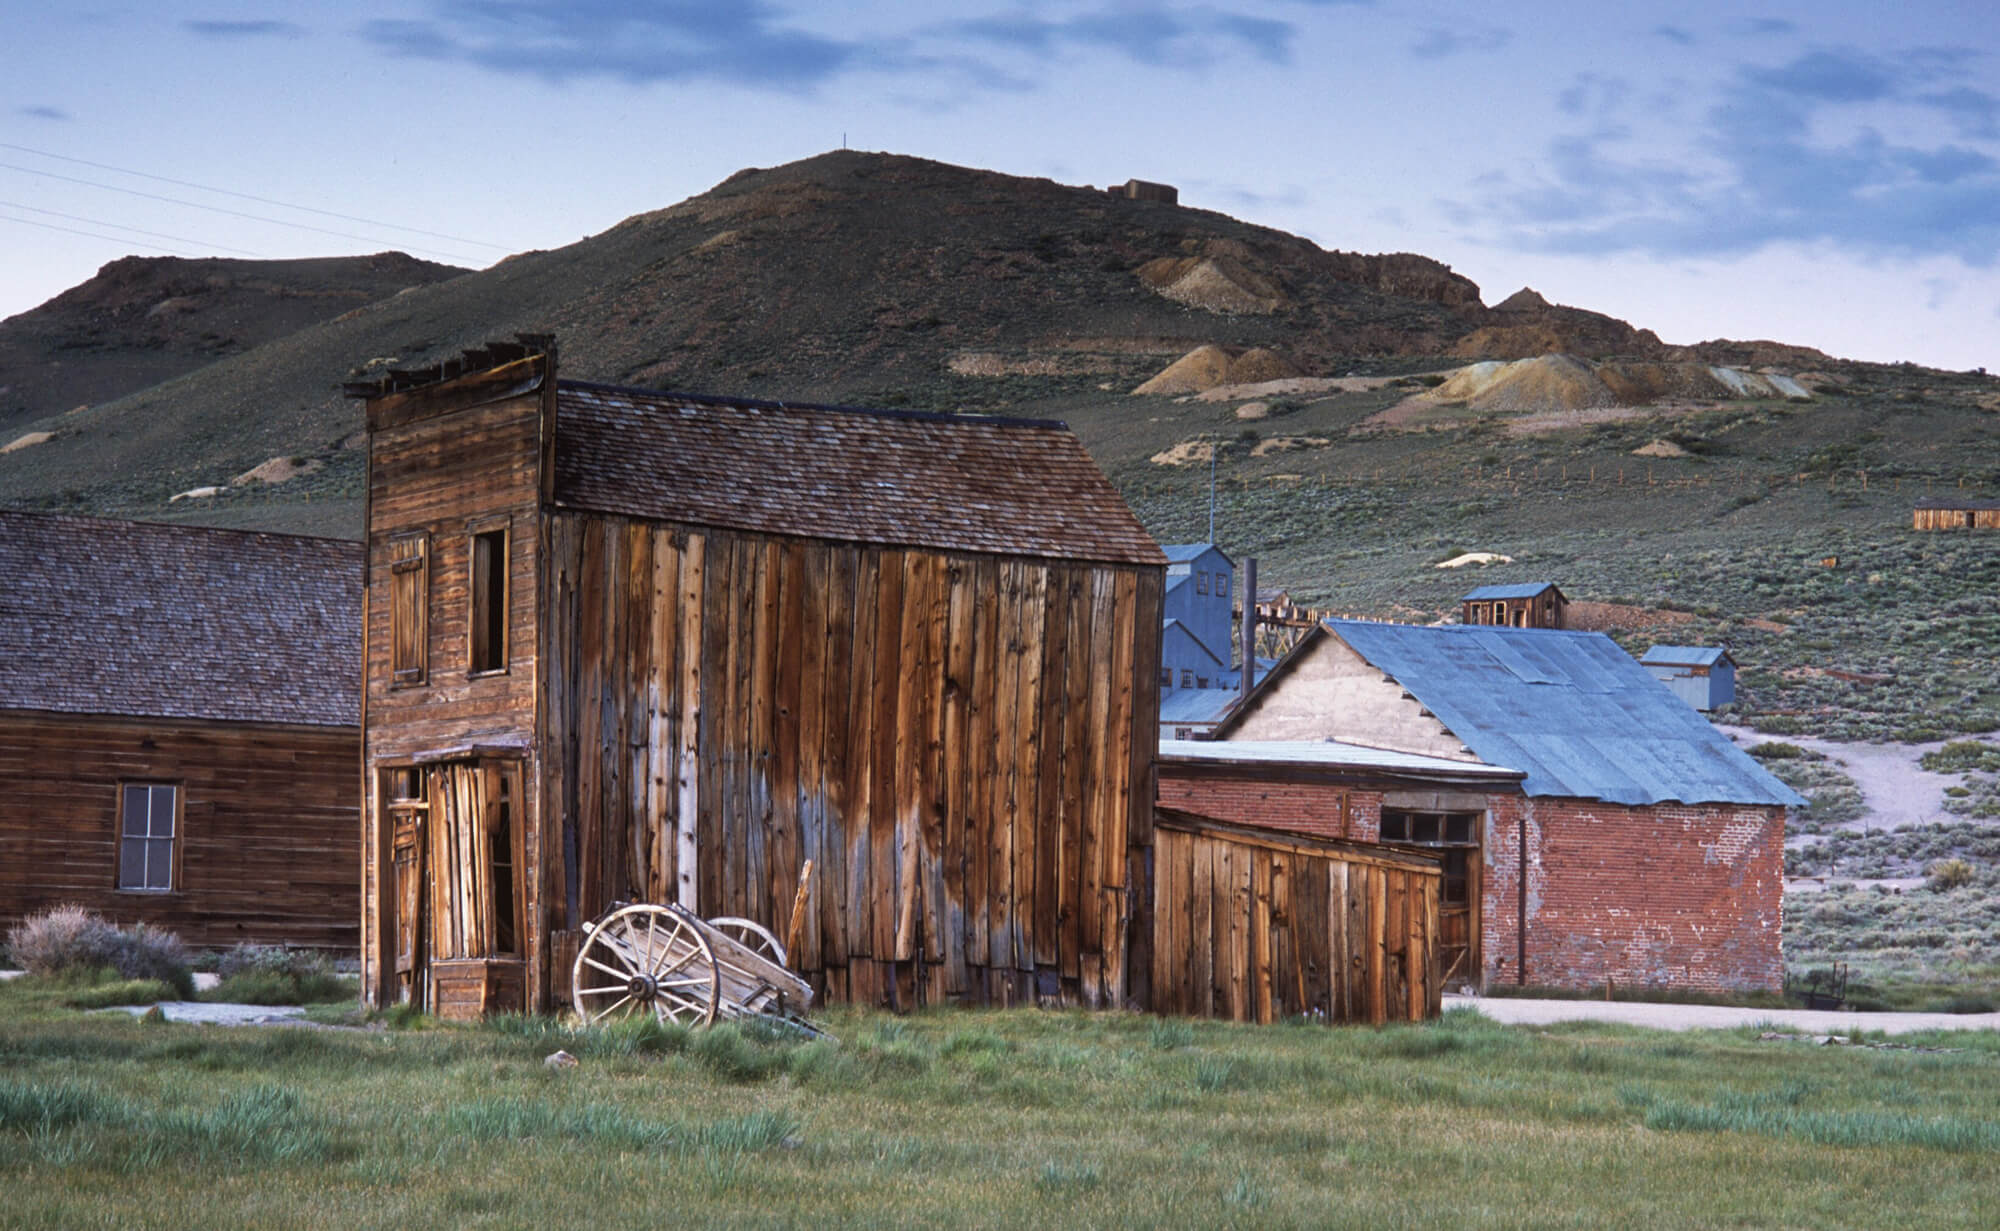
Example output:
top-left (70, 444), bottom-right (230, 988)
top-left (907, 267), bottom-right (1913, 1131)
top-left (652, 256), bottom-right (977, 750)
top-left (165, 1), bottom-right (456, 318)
top-left (1160, 688), bottom-right (1242, 725)
top-left (1640, 645), bottom-right (1736, 668)
top-left (0, 512), bottom-right (362, 727)
top-left (1161, 619), bottom-right (1226, 670)
top-left (1237, 619), bottom-right (1800, 807)
top-left (552, 382), bottom-right (1164, 566)
top-left (1461, 582), bottom-right (1564, 602)
top-left (1163, 542), bottom-right (1232, 565)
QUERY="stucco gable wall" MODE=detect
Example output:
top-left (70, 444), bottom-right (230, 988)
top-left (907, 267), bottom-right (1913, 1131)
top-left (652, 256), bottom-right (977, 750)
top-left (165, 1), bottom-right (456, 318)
top-left (1227, 634), bottom-right (1479, 762)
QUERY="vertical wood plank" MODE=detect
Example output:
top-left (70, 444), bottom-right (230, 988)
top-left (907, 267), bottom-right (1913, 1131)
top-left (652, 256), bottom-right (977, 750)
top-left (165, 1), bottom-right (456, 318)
top-left (869, 549), bottom-right (906, 962)
top-left (794, 545), bottom-right (826, 970)
top-left (674, 533), bottom-right (704, 912)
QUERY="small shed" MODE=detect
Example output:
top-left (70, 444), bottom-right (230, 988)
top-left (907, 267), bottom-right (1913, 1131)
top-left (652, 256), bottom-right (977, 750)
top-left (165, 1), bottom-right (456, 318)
top-left (1111, 178), bottom-right (1178, 204)
top-left (1461, 582), bottom-right (1566, 629)
top-left (1640, 645), bottom-right (1737, 711)
top-left (1913, 497), bottom-right (2000, 530)
top-left (1151, 808), bottom-right (1444, 1024)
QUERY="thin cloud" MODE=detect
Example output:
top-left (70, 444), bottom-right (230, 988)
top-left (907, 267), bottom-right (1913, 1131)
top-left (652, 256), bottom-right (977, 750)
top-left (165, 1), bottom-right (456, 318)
top-left (1923, 86), bottom-right (2000, 140)
top-left (1653, 25), bottom-right (1695, 46)
top-left (1467, 47), bottom-right (2000, 268)
top-left (17, 105), bottom-right (71, 122)
top-left (934, 7), bottom-right (1297, 69)
top-left (184, 20), bottom-right (306, 39)
top-left (1411, 25), bottom-right (1510, 60)
top-left (1742, 18), bottom-right (1796, 36)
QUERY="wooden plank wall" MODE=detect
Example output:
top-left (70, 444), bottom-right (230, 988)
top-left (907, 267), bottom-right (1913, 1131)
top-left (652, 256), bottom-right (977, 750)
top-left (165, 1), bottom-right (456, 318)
top-left (1913, 506), bottom-right (2000, 530)
top-left (541, 514), bottom-right (1162, 1009)
top-left (0, 712), bottom-right (359, 949)
top-left (1150, 814), bottom-right (1442, 1024)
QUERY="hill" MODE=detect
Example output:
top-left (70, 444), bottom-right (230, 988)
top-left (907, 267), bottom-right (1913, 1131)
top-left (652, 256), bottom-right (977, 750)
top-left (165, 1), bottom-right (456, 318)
top-left (2, 149), bottom-right (1997, 742)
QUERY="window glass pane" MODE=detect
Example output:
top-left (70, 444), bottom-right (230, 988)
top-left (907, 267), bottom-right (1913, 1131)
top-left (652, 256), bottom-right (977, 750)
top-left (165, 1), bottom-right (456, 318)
top-left (1414, 814), bottom-right (1440, 844)
top-left (122, 786), bottom-right (149, 836)
top-left (119, 838), bottom-right (148, 889)
top-left (1447, 815), bottom-right (1473, 844)
top-left (148, 786), bottom-right (176, 837)
top-left (1380, 814), bottom-right (1407, 841)
top-left (144, 838), bottom-right (172, 890)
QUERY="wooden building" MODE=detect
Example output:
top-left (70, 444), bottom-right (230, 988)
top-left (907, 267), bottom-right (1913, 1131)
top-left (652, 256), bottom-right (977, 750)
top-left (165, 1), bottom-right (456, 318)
top-left (1152, 810), bottom-right (1446, 1024)
top-left (1639, 645), bottom-right (1737, 712)
top-left (1460, 582), bottom-right (1566, 629)
top-left (1913, 497), bottom-right (2000, 530)
top-left (0, 512), bottom-right (361, 949)
top-left (350, 339), bottom-right (1165, 1017)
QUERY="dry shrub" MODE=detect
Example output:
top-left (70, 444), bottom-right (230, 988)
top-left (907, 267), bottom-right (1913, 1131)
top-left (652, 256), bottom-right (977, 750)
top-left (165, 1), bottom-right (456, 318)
top-left (6, 904), bottom-right (194, 997)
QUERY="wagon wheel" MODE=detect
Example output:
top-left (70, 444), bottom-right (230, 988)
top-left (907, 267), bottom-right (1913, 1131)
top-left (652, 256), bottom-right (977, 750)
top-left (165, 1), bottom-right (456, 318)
top-left (706, 916), bottom-right (788, 967)
top-left (571, 903), bottom-right (720, 1028)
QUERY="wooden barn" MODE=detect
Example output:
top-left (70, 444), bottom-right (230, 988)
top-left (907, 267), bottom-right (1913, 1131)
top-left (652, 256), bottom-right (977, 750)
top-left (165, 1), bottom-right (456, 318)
top-left (1461, 582), bottom-right (1566, 629)
top-left (350, 339), bottom-right (1165, 1017)
top-left (0, 512), bottom-right (361, 949)
top-left (1913, 496), bottom-right (2000, 530)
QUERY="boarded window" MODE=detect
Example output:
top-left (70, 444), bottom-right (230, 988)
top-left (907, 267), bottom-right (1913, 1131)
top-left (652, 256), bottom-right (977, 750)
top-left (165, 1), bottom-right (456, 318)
top-left (469, 522), bottom-right (508, 674)
top-left (390, 533), bottom-right (428, 686)
top-left (118, 783), bottom-right (177, 891)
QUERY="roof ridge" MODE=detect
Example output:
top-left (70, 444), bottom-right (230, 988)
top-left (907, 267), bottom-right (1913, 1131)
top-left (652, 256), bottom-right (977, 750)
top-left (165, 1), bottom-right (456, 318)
top-left (0, 508), bottom-right (361, 548)
top-left (559, 379), bottom-right (1072, 432)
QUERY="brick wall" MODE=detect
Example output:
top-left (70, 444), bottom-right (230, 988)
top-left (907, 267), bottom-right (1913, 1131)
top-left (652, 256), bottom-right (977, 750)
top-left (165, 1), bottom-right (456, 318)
top-left (1157, 763), bottom-right (1787, 994)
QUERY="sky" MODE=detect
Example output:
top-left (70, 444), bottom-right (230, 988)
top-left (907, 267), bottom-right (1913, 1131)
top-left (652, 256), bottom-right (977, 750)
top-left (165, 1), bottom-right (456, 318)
top-left (3, 1), bottom-right (1997, 371)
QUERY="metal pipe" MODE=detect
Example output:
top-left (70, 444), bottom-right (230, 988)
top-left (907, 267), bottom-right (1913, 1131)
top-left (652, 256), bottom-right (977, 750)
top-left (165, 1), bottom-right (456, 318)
top-left (1239, 557), bottom-right (1257, 708)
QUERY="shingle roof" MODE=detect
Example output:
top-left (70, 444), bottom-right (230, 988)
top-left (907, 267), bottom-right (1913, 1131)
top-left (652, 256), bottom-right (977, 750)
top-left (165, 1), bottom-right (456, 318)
top-left (1461, 582), bottom-right (1562, 601)
top-left (1640, 645), bottom-right (1735, 668)
top-left (552, 382), bottom-right (1165, 566)
top-left (0, 512), bottom-right (361, 727)
top-left (1324, 619), bottom-right (1802, 807)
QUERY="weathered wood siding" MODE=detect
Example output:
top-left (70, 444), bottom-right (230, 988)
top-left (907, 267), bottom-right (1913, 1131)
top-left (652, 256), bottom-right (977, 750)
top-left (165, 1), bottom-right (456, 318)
top-left (361, 361), bottom-right (547, 1005)
top-left (1150, 811), bottom-right (1442, 1024)
top-left (541, 513), bottom-right (1163, 1008)
top-left (1913, 505), bottom-right (2000, 530)
top-left (0, 712), bottom-right (358, 949)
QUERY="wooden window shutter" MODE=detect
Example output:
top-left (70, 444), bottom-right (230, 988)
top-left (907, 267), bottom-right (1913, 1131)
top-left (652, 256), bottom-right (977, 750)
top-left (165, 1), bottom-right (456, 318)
top-left (390, 532), bottom-right (429, 685)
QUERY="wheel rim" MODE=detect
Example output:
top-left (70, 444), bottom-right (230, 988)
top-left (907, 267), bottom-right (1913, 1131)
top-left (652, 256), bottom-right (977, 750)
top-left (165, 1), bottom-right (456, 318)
top-left (571, 904), bottom-right (720, 1027)
top-left (706, 916), bottom-right (788, 967)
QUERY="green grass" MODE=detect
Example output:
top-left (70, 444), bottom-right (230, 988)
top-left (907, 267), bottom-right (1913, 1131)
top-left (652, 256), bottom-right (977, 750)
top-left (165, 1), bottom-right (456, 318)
top-left (2, 977), bottom-right (1998, 1228)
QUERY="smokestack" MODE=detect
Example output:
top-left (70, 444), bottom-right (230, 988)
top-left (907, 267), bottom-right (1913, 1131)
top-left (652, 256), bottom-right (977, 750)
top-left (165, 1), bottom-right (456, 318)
top-left (1239, 557), bottom-right (1257, 708)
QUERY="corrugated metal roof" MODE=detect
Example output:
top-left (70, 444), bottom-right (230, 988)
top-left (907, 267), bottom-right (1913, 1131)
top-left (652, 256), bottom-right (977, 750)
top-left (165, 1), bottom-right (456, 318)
top-left (1325, 619), bottom-right (1803, 807)
top-left (1640, 645), bottom-right (1733, 667)
top-left (1160, 688), bottom-right (1241, 724)
top-left (1163, 542), bottom-right (1232, 564)
top-left (552, 382), bottom-right (1165, 566)
top-left (1461, 582), bottom-right (1562, 601)
top-left (0, 512), bottom-right (361, 727)
top-left (1160, 738), bottom-right (1523, 781)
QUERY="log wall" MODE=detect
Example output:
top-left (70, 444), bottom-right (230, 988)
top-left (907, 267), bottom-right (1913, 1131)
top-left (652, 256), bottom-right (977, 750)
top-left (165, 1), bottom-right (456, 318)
top-left (541, 513), bottom-right (1163, 1008)
top-left (1150, 811), bottom-right (1442, 1023)
top-left (0, 711), bottom-right (359, 949)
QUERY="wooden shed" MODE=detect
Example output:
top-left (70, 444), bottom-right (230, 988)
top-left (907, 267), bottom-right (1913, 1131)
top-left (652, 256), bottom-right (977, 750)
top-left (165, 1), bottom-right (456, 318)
top-left (1151, 809), bottom-right (1444, 1023)
top-left (0, 512), bottom-right (361, 949)
top-left (1913, 497), bottom-right (2000, 530)
top-left (1639, 645), bottom-right (1737, 711)
top-left (350, 338), bottom-right (1165, 1017)
top-left (1461, 582), bottom-right (1567, 629)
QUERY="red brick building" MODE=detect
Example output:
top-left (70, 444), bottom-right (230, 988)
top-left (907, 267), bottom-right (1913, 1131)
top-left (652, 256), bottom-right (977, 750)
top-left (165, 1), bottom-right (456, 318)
top-left (1180, 620), bottom-right (1802, 994)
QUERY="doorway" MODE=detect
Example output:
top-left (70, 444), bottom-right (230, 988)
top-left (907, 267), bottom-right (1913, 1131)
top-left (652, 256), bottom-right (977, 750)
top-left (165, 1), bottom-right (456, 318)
top-left (381, 759), bottom-right (525, 1012)
top-left (1380, 809), bottom-right (1481, 987)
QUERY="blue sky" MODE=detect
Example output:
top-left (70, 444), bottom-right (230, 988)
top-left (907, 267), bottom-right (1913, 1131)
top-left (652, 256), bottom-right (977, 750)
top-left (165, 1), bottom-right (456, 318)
top-left (4, 1), bottom-right (1996, 370)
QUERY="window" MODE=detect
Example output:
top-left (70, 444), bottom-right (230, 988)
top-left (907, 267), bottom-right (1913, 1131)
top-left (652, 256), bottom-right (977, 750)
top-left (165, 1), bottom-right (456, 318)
top-left (1181, 669), bottom-right (1195, 688)
top-left (389, 532), bottom-right (429, 686)
top-left (1196, 570), bottom-right (1209, 595)
top-left (1161, 669), bottom-right (1172, 688)
top-left (469, 521), bottom-right (509, 674)
top-left (1216, 572), bottom-right (1229, 598)
top-left (118, 784), bottom-right (177, 891)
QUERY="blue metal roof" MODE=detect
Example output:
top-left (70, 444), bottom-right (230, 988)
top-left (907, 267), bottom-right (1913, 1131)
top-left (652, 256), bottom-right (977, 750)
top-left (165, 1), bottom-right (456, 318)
top-left (1640, 645), bottom-right (1733, 668)
top-left (1324, 619), bottom-right (1803, 807)
top-left (1160, 688), bottom-right (1242, 724)
top-left (1163, 542), bottom-right (1232, 565)
top-left (1461, 582), bottom-right (1561, 601)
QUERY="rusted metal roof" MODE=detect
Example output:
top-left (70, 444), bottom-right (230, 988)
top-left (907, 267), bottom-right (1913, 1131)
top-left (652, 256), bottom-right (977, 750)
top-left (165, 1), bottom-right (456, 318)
top-left (551, 382), bottom-right (1165, 566)
top-left (0, 511), bottom-right (361, 727)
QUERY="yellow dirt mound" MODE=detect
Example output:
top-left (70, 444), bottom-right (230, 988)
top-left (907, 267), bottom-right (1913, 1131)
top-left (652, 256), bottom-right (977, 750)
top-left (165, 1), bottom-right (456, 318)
top-left (232, 456), bottom-right (323, 486)
top-left (1633, 439), bottom-right (1691, 458)
top-left (1135, 248), bottom-right (1286, 315)
top-left (1150, 439), bottom-right (1216, 466)
top-left (1133, 345), bottom-right (1300, 395)
top-left (1427, 355), bottom-right (1810, 416)
top-left (1250, 435), bottom-right (1330, 457)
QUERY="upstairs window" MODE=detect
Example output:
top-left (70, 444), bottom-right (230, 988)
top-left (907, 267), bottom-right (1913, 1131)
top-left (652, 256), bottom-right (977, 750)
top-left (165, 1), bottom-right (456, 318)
top-left (389, 532), bottom-right (429, 686)
top-left (1216, 572), bottom-right (1229, 598)
top-left (469, 520), bottom-right (509, 675)
top-left (118, 784), bottom-right (178, 891)
top-left (1196, 571), bottom-right (1210, 595)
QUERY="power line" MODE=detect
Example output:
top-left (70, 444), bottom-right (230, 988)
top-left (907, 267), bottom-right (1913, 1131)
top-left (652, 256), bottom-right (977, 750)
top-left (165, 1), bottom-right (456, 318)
top-left (0, 198), bottom-right (261, 255)
top-left (0, 161), bottom-right (481, 265)
top-left (0, 141), bottom-right (508, 250)
top-left (0, 212), bottom-right (198, 257)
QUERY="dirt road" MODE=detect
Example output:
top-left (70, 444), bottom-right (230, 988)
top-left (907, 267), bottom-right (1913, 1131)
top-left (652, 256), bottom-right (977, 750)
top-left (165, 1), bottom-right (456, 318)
top-left (1448, 994), bottom-right (1999, 1036)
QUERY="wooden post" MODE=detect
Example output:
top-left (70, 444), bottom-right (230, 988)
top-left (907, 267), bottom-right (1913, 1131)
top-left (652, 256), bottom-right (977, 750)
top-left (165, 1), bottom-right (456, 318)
top-left (786, 859), bottom-right (814, 967)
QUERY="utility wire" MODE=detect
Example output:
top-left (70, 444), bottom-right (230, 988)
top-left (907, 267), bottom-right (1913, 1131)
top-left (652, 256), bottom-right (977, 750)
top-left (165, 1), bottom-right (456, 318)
top-left (0, 198), bottom-right (261, 255)
top-left (0, 212), bottom-right (198, 257)
top-left (0, 161), bottom-right (480, 265)
top-left (0, 141), bottom-right (508, 250)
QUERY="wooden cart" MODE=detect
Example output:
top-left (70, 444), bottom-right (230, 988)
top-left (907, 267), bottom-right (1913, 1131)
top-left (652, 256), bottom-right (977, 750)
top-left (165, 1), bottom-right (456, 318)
top-left (569, 900), bottom-right (823, 1036)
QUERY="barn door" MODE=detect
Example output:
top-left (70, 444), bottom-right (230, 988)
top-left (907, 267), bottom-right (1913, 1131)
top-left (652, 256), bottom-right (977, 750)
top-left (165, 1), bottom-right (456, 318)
top-left (382, 769), bottom-right (429, 1007)
top-left (1379, 810), bottom-right (1481, 989)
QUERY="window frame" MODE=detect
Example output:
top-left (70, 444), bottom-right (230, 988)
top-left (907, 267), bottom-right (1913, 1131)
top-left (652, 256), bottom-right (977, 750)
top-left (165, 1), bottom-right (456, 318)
top-left (467, 516), bottom-right (511, 677)
top-left (388, 531), bottom-right (430, 687)
top-left (116, 782), bottom-right (180, 893)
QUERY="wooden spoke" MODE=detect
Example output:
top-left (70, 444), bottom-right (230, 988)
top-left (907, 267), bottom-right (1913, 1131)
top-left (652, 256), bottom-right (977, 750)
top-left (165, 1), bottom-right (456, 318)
top-left (706, 916), bottom-right (788, 967)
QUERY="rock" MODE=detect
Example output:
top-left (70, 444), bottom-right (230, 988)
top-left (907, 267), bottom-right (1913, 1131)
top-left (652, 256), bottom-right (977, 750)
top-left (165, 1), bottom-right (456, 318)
top-left (544, 1050), bottom-right (579, 1070)
top-left (1234, 402), bottom-right (1270, 420)
top-left (2, 431), bottom-right (54, 455)
top-left (169, 485), bottom-right (227, 502)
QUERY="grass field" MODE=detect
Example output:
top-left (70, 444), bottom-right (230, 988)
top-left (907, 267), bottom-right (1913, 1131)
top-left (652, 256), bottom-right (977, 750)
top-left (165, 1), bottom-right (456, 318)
top-left (4, 977), bottom-right (1999, 1229)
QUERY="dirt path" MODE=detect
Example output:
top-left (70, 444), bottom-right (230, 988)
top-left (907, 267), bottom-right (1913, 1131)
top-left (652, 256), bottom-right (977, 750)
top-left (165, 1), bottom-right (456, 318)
top-left (1448, 994), bottom-right (1999, 1036)
top-left (1718, 725), bottom-right (1994, 833)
